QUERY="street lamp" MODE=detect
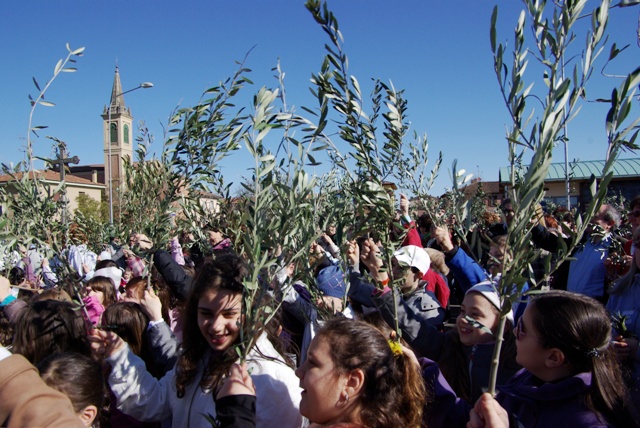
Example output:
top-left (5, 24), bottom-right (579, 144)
top-left (108, 82), bottom-right (153, 224)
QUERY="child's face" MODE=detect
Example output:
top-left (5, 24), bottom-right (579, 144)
top-left (208, 230), bottom-right (224, 246)
top-left (295, 335), bottom-right (347, 425)
top-left (86, 287), bottom-right (104, 306)
top-left (487, 244), bottom-right (506, 276)
top-left (514, 305), bottom-right (547, 373)
top-left (197, 288), bottom-right (242, 352)
top-left (456, 292), bottom-right (499, 346)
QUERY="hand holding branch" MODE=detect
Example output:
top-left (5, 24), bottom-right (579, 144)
top-left (346, 240), bottom-right (360, 267)
top-left (89, 328), bottom-right (126, 360)
top-left (467, 393), bottom-right (509, 428)
top-left (216, 363), bottom-right (256, 400)
top-left (399, 193), bottom-right (410, 217)
top-left (612, 335), bottom-right (639, 361)
top-left (432, 225), bottom-right (454, 252)
top-left (140, 288), bottom-right (163, 322)
top-left (133, 234), bottom-right (154, 251)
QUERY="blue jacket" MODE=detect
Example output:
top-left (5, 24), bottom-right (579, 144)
top-left (607, 274), bottom-right (640, 339)
top-left (567, 237), bottom-right (611, 298)
top-left (607, 274), bottom-right (640, 407)
top-left (445, 247), bottom-right (487, 294)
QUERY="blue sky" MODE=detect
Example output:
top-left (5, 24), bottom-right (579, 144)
top-left (1, 1), bottom-right (638, 195)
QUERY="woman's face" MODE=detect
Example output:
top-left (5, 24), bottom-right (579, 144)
top-left (295, 335), bottom-right (348, 425)
top-left (457, 292), bottom-right (499, 346)
top-left (197, 288), bottom-right (242, 352)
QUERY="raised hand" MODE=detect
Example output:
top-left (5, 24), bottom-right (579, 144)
top-left (140, 288), bottom-right (163, 322)
top-left (89, 327), bottom-right (126, 360)
top-left (346, 240), bottom-right (360, 267)
top-left (432, 225), bottom-right (454, 252)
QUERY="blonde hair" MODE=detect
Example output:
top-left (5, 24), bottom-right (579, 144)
top-left (425, 248), bottom-right (449, 276)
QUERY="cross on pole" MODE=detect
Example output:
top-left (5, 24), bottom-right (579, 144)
top-left (45, 140), bottom-right (80, 227)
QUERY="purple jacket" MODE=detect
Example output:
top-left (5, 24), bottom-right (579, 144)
top-left (422, 360), bottom-right (613, 428)
top-left (498, 369), bottom-right (611, 428)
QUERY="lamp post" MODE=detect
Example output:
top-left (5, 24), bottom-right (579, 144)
top-left (107, 82), bottom-right (153, 224)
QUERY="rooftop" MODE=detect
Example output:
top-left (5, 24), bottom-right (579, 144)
top-left (0, 170), bottom-right (105, 187)
top-left (499, 158), bottom-right (640, 183)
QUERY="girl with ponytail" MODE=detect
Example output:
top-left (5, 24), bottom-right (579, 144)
top-left (469, 290), bottom-right (638, 428)
top-left (296, 317), bottom-right (425, 427)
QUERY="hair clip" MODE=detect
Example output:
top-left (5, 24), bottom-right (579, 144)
top-left (388, 340), bottom-right (403, 358)
top-left (586, 348), bottom-right (600, 358)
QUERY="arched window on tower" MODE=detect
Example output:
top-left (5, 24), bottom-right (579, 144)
top-left (124, 124), bottom-right (130, 144)
top-left (110, 123), bottom-right (118, 144)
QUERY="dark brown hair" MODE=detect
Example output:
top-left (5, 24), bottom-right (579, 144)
top-left (38, 352), bottom-right (109, 427)
top-left (30, 288), bottom-right (72, 303)
top-left (359, 312), bottom-right (427, 426)
top-left (123, 276), bottom-right (148, 302)
top-left (12, 300), bottom-right (90, 365)
top-left (86, 276), bottom-right (118, 308)
top-left (102, 302), bottom-right (149, 357)
top-left (531, 290), bottom-right (638, 427)
top-left (175, 253), bottom-right (247, 398)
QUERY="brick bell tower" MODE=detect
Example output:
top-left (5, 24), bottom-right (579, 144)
top-left (101, 66), bottom-right (134, 192)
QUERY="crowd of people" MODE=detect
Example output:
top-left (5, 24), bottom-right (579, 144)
top-left (0, 194), bottom-right (640, 427)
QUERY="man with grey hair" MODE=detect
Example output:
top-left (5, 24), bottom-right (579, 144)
top-left (566, 204), bottom-right (620, 302)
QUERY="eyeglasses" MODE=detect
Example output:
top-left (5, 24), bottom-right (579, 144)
top-left (514, 317), bottom-right (543, 343)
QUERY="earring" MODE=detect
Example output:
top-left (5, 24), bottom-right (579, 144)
top-left (344, 392), bottom-right (349, 404)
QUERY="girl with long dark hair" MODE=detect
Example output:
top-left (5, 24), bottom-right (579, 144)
top-left (89, 253), bottom-right (301, 428)
top-left (469, 290), bottom-right (638, 428)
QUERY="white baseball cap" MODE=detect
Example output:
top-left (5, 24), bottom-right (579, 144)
top-left (393, 245), bottom-right (431, 274)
